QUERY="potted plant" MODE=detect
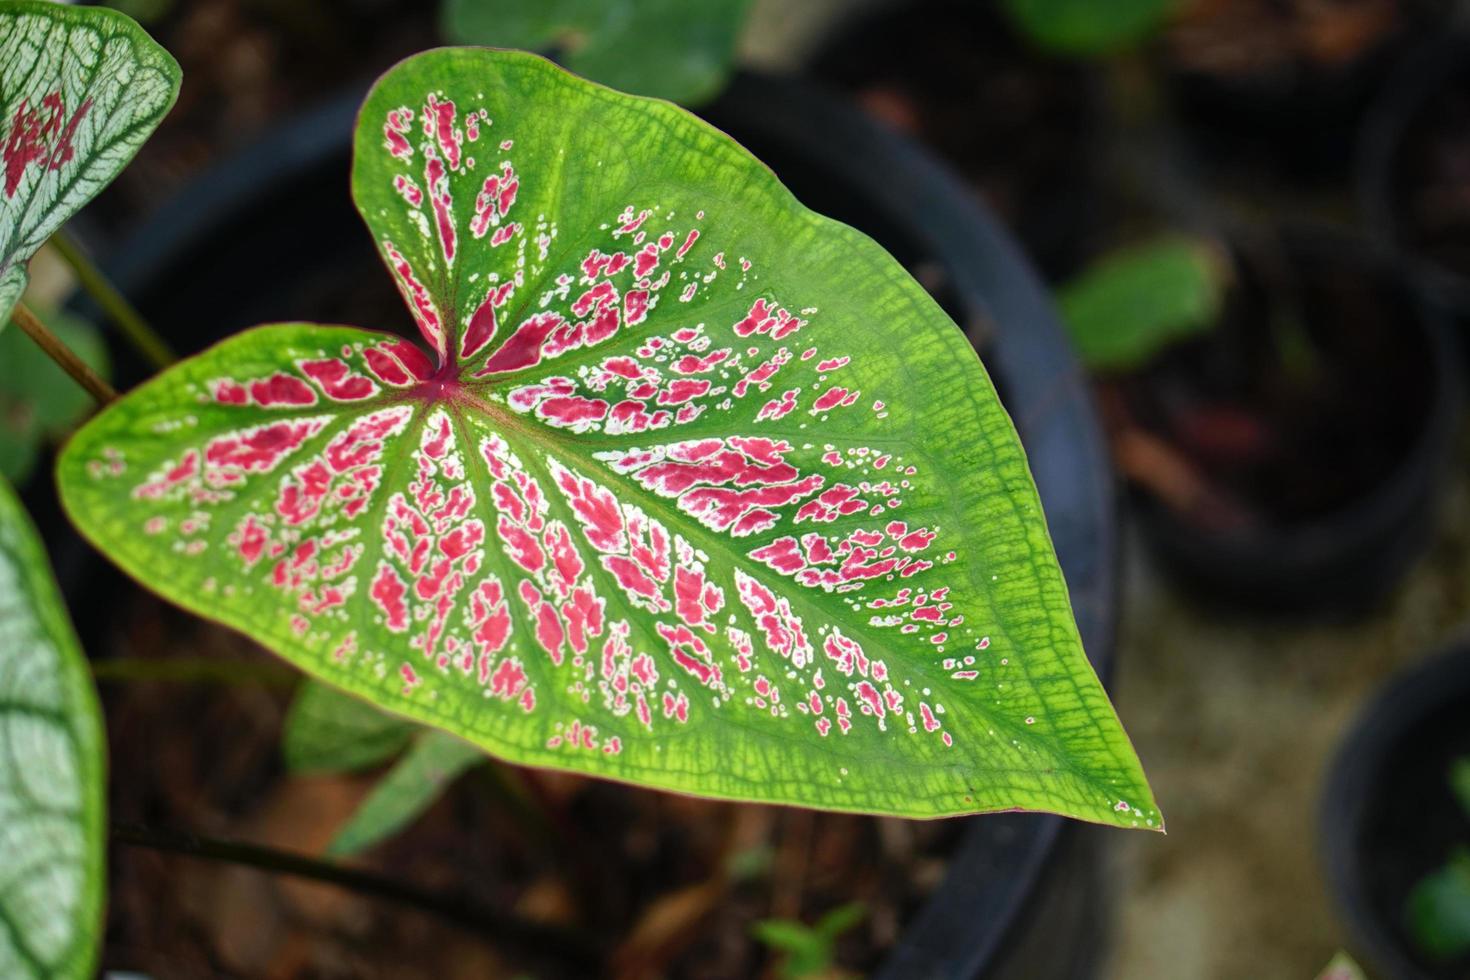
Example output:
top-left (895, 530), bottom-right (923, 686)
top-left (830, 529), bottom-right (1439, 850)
top-left (1322, 640), bottom-right (1470, 979)
top-left (76, 63), bottom-right (1136, 980)
top-left (0, 4), bottom-right (1158, 977)
top-left (1057, 225), bottom-right (1463, 612)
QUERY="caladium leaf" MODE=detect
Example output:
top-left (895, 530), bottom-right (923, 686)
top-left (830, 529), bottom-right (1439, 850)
top-left (325, 731), bottom-right (483, 858)
top-left (440, 0), bottom-right (751, 106)
top-left (0, 476), bottom-right (105, 979)
top-left (283, 677), bottom-right (417, 774)
top-left (58, 47), bottom-right (1158, 825)
top-left (0, 1), bottom-right (180, 324)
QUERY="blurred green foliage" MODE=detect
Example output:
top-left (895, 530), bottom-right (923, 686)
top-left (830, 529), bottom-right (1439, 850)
top-left (752, 902), bottom-right (866, 979)
top-left (1405, 757), bottom-right (1470, 962)
top-left (1057, 237), bottom-right (1225, 373)
top-left (1001, 0), bottom-right (1177, 56)
top-left (0, 308), bottom-right (109, 484)
top-left (440, 0), bottom-right (751, 105)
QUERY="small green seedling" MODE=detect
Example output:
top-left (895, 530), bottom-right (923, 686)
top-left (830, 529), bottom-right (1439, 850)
top-left (1058, 236), bottom-right (1226, 373)
top-left (1000, 0), bottom-right (1178, 56)
top-left (1404, 756), bottom-right (1470, 962)
top-left (752, 902), bottom-right (866, 979)
top-left (441, 0), bottom-right (752, 105)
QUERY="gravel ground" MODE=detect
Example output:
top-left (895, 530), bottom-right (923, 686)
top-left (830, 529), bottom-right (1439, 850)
top-left (1103, 424), bottom-right (1470, 980)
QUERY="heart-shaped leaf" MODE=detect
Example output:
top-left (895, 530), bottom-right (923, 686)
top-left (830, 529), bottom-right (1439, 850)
top-left (440, 0), bottom-right (752, 106)
top-left (0, 476), bottom-right (106, 980)
top-left (59, 48), bottom-right (1158, 825)
top-left (0, 1), bottom-right (180, 323)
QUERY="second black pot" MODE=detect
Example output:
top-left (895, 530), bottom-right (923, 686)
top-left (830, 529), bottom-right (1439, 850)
top-left (69, 71), bottom-right (1123, 979)
top-left (1323, 641), bottom-right (1470, 979)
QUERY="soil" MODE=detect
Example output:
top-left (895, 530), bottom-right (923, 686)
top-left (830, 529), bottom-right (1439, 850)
top-left (806, 0), bottom-right (1104, 281)
top-left (1391, 75), bottom-right (1470, 284)
top-left (1105, 235), bottom-right (1433, 532)
top-left (1354, 681), bottom-right (1470, 978)
top-left (95, 582), bottom-right (962, 979)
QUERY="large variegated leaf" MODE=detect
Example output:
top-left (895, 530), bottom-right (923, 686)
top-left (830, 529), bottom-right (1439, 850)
top-left (0, 1), bottom-right (180, 323)
top-left (58, 48), bottom-right (1158, 825)
top-left (0, 476), bottom-right (105, 979)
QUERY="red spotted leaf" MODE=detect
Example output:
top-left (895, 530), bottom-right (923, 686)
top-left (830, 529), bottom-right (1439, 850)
top-left (57, 49), bottom-right (1158, 824)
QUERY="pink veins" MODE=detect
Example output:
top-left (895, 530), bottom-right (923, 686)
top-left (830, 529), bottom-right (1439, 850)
top-left (205, 418), bottom-right (325, 476)
top-left (475, 312), bottom-right (565, 376)
top-left (300, 358), bottom-right (377, 401)
top-left (733, 298), bottom-right (806, 340)
top-left (470, 161), bottom-right (519, 238)
top-left (424, 93), bottom-right (461, 170)
top-left (461, 280), bottom-right (515, 360)
top-left (382, 239), bottom-right (445, 357)
top-left (364, 341), bottom-right (433, 387)
top-left (424, 156), bottom-right (456, 266)
top-left (384, 106), bottom-right (413, 160)
top-left (371, 561), bottom-right (410, 631)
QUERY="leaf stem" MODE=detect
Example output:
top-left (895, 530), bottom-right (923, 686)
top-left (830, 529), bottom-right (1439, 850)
top-left (11, 303), bottom-right (117, 404)
top-left (52, 229), bottom-right (176, 368)
top-left (110, 821), bottom-right (602, 970)
top-left (90, 657), bottom-right (300, 688)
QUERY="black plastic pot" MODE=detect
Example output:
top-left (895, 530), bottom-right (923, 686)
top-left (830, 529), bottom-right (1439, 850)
top-left (67, 72), bottom-right (1121, 979)
top-left (1162, 6), bottom-right (1435, 185)
top-left (1128, 226), bottom-right (1463, 614)
top-left (804, 0), bottom-right (1108, 283)
top-left (1322, 641), bottom-right (1470, 980)
top-left (1359, 36), bottom-right (1470, 315)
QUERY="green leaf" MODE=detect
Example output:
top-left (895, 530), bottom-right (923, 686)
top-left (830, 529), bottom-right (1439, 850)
top-left (1, 307), bottom-right (109, 484)
top-left (0, 476), bottom-right (105, 979)
top-left (283, 677), bottom-right (416, 774)
top-left (440, 0), bottom-right (751, 106)
top-left (815, 901), bottom-right (865, 938)
top-left (1000, 0), bottom-right (1177, 56)
top-left (0, 1), bottom-right (180, 324)
top-left (1451, 755), bottom-right (1470, 818)
top-left (326, 730), bottom-right (483, 857)
top-left (1406, 847), bottom-right (1470, 961)
top-left (58, 47), bottom-right (1158, 825)
top-left (1058, 236), bottom-right (1224, 372)
top-left (752, 903), bottom-right (864, 979)
top-left (1313, 951), bottom-right (1367, 980)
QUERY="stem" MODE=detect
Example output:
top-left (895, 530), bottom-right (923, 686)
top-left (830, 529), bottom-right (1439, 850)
top-left (52, 229), bottom-right (176, 368)
top-left (110, 821), bottom-right (601, 971)
top-left (12, 303), bottom-right (116, 404)
top-left (90, 657), bottom-right (299, 688)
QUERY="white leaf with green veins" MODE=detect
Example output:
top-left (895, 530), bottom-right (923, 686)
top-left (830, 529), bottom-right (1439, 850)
top-left (0, 0), bottom-right (180, 322)
top-left (0, 475), bottom-right (105, 980)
